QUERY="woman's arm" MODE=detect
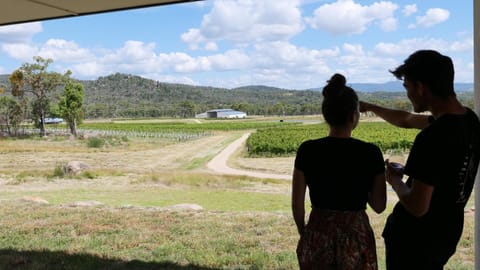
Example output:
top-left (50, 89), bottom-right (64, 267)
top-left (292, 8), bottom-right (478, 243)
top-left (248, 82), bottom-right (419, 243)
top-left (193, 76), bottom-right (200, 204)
top-left (368, 172), bottom-right (387, 213)
top-left (292, 168), bottom-right (307, 236)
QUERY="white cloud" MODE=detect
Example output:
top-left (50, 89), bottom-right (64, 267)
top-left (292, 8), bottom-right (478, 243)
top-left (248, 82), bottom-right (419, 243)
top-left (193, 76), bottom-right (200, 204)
top-left (333, 48), bottom-right (399, 83)
top-left (449, 38), bottom-right (473, 52)
top-left (415, 8), bottom-right (450, 28)
top-left (38, 39), bottom-right (94, 62)
top-left (204, 42), bottom-right (218, 51)
top-left (254, 41), bottom-right (339, 71)
top-left (181, 28), bottom-right (204, 50)
top-left (64, 40), bottom-right (253, 79)
top-left (181, 0), bottom-right (304, 48)
top-left (452, 58), bottom-right (474, 83)
top-left (2, 38), bottom-right (94, 64)
top-left (172, 54), bottom-right (210, 73)
top-left (102, 40), bottom-right (156, 64)
top-left (1, 43), bottom-right (38, 61)
top-left (343, 43), bottom-right (364, 55)
top-left (402, 4), bottom-right (417, 17)
top-left (208, 49), bottom-right (251, 70)
top-left (374, 37), bottom-right (470, 57)
top-left (0, 22), bottom-right (42, 43)
top-left (71, 62), bottom-right (105, 78)
top-left (306, 0), bottom-right (398, 35)
top-left (379, 17), bottom-right (397, 32)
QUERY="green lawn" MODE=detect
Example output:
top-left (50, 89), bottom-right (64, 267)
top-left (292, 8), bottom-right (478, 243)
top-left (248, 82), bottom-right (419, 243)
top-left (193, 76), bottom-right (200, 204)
top-left (0, 178), bottom-right (475, 270)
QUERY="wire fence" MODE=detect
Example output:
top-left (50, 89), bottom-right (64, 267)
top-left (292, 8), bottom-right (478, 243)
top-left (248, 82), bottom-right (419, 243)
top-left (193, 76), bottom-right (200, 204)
top-left (3, 126), bottom-right (212, 142)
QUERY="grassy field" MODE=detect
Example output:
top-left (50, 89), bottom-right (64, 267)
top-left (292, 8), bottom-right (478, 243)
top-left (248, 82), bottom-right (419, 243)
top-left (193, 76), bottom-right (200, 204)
top-left (0, 119), bottom-right (476, 269)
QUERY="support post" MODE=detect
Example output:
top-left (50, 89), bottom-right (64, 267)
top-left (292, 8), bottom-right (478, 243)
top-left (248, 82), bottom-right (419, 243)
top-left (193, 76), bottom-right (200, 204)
top-left (475, 0), bottom-right (480, 269)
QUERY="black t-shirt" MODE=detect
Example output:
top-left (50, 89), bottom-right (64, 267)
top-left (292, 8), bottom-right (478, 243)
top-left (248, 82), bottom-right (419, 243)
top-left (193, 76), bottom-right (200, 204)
top-left (294, 137), bottom-right (385, 211)
top-left (383, 108), bottom-right (480, 252)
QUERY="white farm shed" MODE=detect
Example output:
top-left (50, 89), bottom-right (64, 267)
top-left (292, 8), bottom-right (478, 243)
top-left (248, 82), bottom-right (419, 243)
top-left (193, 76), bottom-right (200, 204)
top-left (206, 109), bottom-right (247, 119)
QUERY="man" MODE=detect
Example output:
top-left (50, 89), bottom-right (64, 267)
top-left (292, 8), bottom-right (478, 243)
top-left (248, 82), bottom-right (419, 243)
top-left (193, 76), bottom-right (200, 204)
top-left (360, 50), bottom-right (480, 269)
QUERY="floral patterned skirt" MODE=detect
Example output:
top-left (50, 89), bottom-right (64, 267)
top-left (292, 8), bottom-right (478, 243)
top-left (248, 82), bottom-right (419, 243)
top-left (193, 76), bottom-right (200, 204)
top-left (296, 208), bottom-right (378, 270)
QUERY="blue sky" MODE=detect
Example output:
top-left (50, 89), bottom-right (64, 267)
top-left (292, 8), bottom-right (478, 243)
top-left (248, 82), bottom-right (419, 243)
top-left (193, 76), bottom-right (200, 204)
top-left (0, 0), bottom-right (474, 89)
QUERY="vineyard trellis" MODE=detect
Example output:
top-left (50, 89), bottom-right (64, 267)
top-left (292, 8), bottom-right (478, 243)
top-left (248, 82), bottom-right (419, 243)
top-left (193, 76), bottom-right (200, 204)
top-left (247, 122), bottom-right (420, 157)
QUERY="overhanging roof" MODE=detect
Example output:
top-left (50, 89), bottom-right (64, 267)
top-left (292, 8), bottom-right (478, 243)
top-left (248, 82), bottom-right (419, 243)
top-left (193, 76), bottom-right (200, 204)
top-left (0, 0), bottom-right (200, 26)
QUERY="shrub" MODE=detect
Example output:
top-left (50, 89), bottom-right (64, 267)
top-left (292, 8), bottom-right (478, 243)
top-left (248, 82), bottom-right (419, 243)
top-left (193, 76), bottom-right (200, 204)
top-left (52, 163), bottom-right (67, 178)
top-left (87, 137), bottom-right (104, 148)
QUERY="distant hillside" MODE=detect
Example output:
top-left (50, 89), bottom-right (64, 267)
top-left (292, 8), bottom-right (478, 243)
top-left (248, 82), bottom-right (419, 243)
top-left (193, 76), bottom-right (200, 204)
top-left (308, 81), bottom-right (474, 92)
top-left (0, 73), bottom-right (475, 118)
top-left (0, 74), bottom-right (9, 85)
top-left (77, 73), bottom-right (325, 118)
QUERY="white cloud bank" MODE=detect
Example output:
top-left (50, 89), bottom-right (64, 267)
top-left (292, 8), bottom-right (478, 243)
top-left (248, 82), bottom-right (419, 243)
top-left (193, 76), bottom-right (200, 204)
top-left (181, 0), bottom-right (304, 49)
top-left (305, 0), bottom-right (398, 35)
top-left (409, 8), bottom-right (450, 29)
top-left (0, 22), bottom-right (42, 43)
top-left (0, 1), bottom-right (472, 88)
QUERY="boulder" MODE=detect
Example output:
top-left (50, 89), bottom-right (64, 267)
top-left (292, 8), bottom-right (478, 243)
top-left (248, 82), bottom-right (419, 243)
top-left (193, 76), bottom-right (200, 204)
top-left (65, 161), bottom-right (89, 175)
top-left (22, 196), bottom-right (49, 204)
top-left (164, 203), bottom-right (203, 211)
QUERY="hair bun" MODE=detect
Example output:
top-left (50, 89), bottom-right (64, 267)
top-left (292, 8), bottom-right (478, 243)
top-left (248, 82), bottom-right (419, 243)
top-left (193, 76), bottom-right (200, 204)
top-left (327, 73), bottom-right (346, 87)
top-left (323, 73), bottom-right (347, 97)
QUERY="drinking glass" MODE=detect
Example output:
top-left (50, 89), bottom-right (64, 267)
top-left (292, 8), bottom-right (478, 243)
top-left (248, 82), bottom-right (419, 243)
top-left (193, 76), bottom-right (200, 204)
top-left (385, 149), bottom-right (405, 167)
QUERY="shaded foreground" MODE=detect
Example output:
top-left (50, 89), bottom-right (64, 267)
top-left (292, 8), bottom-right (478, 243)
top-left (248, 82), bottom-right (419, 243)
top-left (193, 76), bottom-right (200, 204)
top-left (0, 249), bottom-right (221, 270)
top-left (0, 194), bottom-right (474, 270)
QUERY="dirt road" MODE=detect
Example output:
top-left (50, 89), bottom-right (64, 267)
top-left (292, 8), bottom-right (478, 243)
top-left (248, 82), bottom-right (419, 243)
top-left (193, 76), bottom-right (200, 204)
top-left (207, 133), bottom-right (291, 180)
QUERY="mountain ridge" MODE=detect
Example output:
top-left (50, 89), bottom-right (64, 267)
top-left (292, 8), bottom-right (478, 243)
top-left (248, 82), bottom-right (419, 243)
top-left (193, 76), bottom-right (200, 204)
top-left (1, 73), bottom-right (474, 93)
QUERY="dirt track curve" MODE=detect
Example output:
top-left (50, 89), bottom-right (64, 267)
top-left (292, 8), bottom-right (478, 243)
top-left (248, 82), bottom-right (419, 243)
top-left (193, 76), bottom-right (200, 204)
top-left (207, 133), bottom-right (291, 180)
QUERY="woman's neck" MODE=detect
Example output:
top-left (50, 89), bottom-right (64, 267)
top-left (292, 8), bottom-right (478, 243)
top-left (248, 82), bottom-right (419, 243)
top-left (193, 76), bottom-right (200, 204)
top-left (329, 127), bottom-right (352, 138)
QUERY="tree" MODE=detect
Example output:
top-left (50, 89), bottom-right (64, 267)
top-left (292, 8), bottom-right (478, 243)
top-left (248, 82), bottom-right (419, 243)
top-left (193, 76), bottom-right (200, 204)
top-left (9, 56), bottom-right (71, 136)
top-left (59, 82), bottom-right (84, 137)
top-left (176, 100), bottom-right (195, 118)
top-left (272, 102), bottom-right (287, 116)
top-left (0, 95), bottom-right (23, 135)
top-left (231, 102), bottom-right (253, 114)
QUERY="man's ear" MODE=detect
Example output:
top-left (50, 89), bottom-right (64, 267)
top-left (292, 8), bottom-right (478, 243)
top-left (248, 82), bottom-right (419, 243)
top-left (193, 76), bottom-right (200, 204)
top-left (416, 81), bottom-right (427, 97)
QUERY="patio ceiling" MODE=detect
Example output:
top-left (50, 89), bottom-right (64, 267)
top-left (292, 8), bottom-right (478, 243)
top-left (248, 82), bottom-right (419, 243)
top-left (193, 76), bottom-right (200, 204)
top-left (0, 0), bottom-right (200, 26)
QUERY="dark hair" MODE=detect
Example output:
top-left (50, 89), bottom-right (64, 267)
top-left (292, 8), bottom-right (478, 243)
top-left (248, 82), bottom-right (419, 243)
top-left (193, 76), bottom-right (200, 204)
top-left (322, 73), bottom-right (358, 127)
top-left (390, 50), bottom-right (455, 97)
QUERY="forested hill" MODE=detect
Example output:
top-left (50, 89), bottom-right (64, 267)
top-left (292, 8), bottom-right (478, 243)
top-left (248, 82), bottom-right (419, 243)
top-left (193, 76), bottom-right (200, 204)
top-left (0, 73), bottom-right (474, 119)
top-left (79, 73), bottom-right (325, 118)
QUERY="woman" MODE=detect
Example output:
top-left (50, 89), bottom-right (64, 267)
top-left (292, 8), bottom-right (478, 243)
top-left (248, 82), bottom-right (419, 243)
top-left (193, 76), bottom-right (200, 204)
top-left (292, 73), bottom-right (386, 270)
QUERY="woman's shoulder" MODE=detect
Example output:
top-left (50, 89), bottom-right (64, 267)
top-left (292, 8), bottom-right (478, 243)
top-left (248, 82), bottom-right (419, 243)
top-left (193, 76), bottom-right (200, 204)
top-left (350, 137), bottom-right (382, 152)
top-left (300, 137), bottom-right (327, 145)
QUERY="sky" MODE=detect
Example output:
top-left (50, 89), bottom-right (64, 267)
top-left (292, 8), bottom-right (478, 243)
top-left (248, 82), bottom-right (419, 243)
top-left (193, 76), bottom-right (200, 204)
top-left (0, 0), bottom-right (474, 90)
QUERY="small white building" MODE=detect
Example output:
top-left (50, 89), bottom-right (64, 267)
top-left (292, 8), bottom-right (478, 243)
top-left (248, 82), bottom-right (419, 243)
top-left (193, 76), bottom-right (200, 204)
top-left (43, 117), bottom-right (64, 124)
top-left (201, 109), bottom-right (247, 119)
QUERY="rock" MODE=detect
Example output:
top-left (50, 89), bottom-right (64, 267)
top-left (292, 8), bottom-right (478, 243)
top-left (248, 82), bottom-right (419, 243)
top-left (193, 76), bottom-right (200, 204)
top-left (69, 200), bottom-right (103, 207)
top-left (65, 161), bottom-right (89, 175)
top-left (164, 203), bottom-right (203, 211)
top-left (22, 196), bottom-right (49, 204)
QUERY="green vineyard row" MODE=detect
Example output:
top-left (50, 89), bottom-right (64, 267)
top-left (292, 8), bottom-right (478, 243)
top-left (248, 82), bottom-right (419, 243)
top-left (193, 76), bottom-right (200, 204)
top-left (246, 122), bottom-right (420, 157)
top-left (80, 121), bottom-right (298, 133)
